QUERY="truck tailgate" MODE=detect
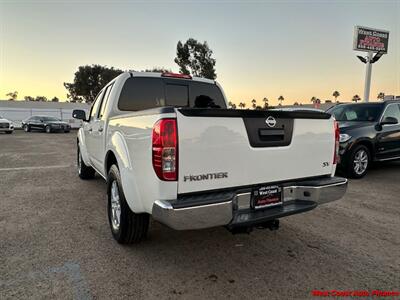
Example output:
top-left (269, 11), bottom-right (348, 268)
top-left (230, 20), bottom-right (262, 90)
top-left (176, 109), bottom-right (335, 194)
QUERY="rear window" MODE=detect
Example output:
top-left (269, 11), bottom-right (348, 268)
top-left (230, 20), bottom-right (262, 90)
top-left (118, 77), bottom-right (226, 111)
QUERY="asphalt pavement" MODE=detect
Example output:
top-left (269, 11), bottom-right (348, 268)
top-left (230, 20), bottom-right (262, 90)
top-left (1, 130), bottom-right (399, 299)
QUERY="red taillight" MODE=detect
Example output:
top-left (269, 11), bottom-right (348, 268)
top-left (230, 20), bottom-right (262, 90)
top-left (333, 120), bottom-right (340, 164)
top-left (152, 119), bottom-right (178, 181)
top-left (161, 72), bottom-right (192, 79)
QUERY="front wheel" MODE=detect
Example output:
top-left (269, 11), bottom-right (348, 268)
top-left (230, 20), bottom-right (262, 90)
top-left (45, 126), bottom-right (52, 133)
top-left (23, 124), bottom-right (30, 132)
top-left (107, 165), bottom-right (149, 244)
top-left (346, 145), bottom-right (370, 179)
top-left (77, 146), bottom-right (95, 179)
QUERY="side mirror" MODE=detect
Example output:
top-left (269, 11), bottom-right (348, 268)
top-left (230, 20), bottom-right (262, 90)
top-left (72, 109), bottom-right (87, 121)
top-left (380, 116), bottom-right (398, 126)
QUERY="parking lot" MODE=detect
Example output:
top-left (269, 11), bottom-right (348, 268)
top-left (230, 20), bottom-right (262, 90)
top-left (1, 130), bottom-right (399, 299)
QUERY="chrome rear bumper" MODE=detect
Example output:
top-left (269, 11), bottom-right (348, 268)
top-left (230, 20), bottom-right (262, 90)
top-left (152, 177), bottom-right (348, 230)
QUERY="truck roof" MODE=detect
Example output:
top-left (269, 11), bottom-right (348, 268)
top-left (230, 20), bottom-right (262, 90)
top-left (128, 71), bottom-right (216, 85)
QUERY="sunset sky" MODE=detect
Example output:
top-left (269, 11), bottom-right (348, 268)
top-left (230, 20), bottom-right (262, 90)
top-left (0, 0), bottom-right (399, 106)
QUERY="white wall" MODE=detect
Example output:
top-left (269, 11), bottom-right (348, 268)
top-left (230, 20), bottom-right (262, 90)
top-left (0, 101), bottom-right (91, 128)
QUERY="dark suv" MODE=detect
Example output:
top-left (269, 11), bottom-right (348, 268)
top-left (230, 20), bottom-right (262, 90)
top-left (327, 101), bottom-right (400, 178)
top-left (22, 116), bottom-right (71, 133)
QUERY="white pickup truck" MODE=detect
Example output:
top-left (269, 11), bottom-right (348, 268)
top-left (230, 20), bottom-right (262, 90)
top-left (73, 72), bottom-right (347, 244)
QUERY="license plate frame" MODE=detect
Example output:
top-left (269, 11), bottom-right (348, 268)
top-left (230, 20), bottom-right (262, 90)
top-left (251, 185), bottom-right (283, 209)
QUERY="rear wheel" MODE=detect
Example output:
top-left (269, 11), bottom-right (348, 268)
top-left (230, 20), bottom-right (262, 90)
top-left (77, 145), bottom-right (95, 179)
top-left (107, 165), bottom-right (149, 244)
top-left (45, 126), bottom-right (51, 133)
top-left (346, 145), bottom-right (370, 179)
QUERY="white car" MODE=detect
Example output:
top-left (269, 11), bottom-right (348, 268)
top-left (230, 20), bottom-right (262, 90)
top-left (73, 72), bottom-right (347, 244)
top-left (0, 115), bottom-right (14, 134)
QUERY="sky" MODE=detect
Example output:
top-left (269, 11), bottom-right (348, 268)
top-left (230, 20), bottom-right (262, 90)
top-left (0, 0), bottom-right (399, 106)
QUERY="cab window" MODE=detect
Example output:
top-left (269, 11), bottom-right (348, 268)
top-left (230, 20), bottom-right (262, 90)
top-left (98, 84), bottom-right (114, 119)
top-left (90, 90), bottom-right (105, 121)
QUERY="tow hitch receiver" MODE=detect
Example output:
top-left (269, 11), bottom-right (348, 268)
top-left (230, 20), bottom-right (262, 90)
top-left (227, 219), bottom-right (280, 234)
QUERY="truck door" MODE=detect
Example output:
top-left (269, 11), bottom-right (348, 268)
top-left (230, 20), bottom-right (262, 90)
top-left (89, 83), bottom-right (114, 173)
top-left (85, 88), bottom-right (106, 171)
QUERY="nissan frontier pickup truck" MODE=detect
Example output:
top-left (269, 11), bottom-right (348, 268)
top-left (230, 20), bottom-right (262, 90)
top-left (72, 72), bottom-right (347, 244)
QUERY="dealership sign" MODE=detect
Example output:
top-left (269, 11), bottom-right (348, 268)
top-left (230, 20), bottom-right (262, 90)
top-left (353, 26), bottom-right (389, 53)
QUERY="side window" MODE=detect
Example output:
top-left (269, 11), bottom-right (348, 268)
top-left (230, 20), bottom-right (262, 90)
top-left (382, 104), bottom-right (400, 121)
top-left (118, 77), bottom-right (164, 111)
top-left (90, 90), bottom-right (105, 121)
top-left (165, 84), bottom-right (188, 107)
top-left (98, 83), bottom-right (113, 119)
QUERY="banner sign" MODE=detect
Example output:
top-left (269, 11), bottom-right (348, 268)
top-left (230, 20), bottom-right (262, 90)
top-left (353, 26), bottom-right (389, 53)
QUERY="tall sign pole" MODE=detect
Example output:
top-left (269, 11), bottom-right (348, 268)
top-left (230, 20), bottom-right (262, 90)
top-left (353, 26), bottom-right (389, 103)
top-left (363, 51), bottom-right (373, 102)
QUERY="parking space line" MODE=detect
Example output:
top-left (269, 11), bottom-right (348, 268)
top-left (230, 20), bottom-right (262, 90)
top-left (0, 165), bottom-right (74, 172)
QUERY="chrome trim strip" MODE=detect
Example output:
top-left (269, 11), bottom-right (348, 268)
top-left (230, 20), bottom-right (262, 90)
top-left (152, 200), bottom-right (233, 230)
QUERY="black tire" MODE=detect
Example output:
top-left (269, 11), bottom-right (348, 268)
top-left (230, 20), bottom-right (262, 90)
top-left (5, 131), bottom-right (13, 134)
top-left (64, 130), bottom-right (70, 133)
top-left (23, 124), bottom-right (30, 132)
top-left (45, 126), bottom-right (52, 133)
top-left (107, 164), bottom-right (149, 244)
top-left (346, 144), bottom-right (371, 179)
top-left (77, 145), bottom-right (95, 179)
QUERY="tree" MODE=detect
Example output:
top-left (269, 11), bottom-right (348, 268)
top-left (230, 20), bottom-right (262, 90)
top-left (6, 91), bottom-right (18, 101)
top-left (174, 38), bottom-right (216, 79)
top-left (24, 96), bottom-right (35, 101)
top-left (251, 99), bottom-right (257, 109)
top-left (352, 94), bottom-right (361, 103)
top-left (262, 97), bottom-right (268, 109)
top-left (294, 102), bottom-right (299, 106)
top-left (332, 91), bottom-right (340, 102)
top-left (51, 97), bottom-right (59, 102)
top-left (278, 95), bottom-right (284, 106)
top-left (377, 92), bottom-right (385, 101)
top-left (238, 102), bottom-right (246, 109)
top-left (35, 96), bottom-right (48, 102)
top-left (64, 64), bottom-right (123, 103)
top-left (310, 96), bottom-right (317, 104)
top-left (231, 103), bottom-right (236, 109)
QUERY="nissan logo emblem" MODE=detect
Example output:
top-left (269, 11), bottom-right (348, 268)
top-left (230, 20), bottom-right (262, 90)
top-left (265, 116), bottom-right (277, 127)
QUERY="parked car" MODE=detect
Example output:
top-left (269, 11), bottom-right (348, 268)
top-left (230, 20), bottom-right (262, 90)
top-left (72, 71), bottom-right (347, 244)
top-left (0, 115), bottom-right (14, 134)
top-left (327, 101), bottom-right (400, 178)
top-left (22, 116), bottom-right (71, 133)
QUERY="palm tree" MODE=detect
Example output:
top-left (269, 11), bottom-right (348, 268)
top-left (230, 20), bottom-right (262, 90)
top-left (377, 92), bottom-right (385, 101)
top-left (238, 102), bottom-right (246, 109)
top-left (262, 97), bottom-right (268, 109)
top-left (310, 96), bottom-right (317, 104)
top-left (251, 99), bottom-right (257, 109)
top-left (278, 95), bottom-right (284, 106)
top-left (352, 94), bottom-right (361, 103)
top-left (332, 91), bottom-right (340, 102)
top-left (231, 103), bottom-right (236, 109)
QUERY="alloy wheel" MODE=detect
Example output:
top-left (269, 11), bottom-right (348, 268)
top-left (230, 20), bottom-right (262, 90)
top-left (110, 180), bottom-right (121, 231)
top-left (353, 149), bottom-right (368, 175)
